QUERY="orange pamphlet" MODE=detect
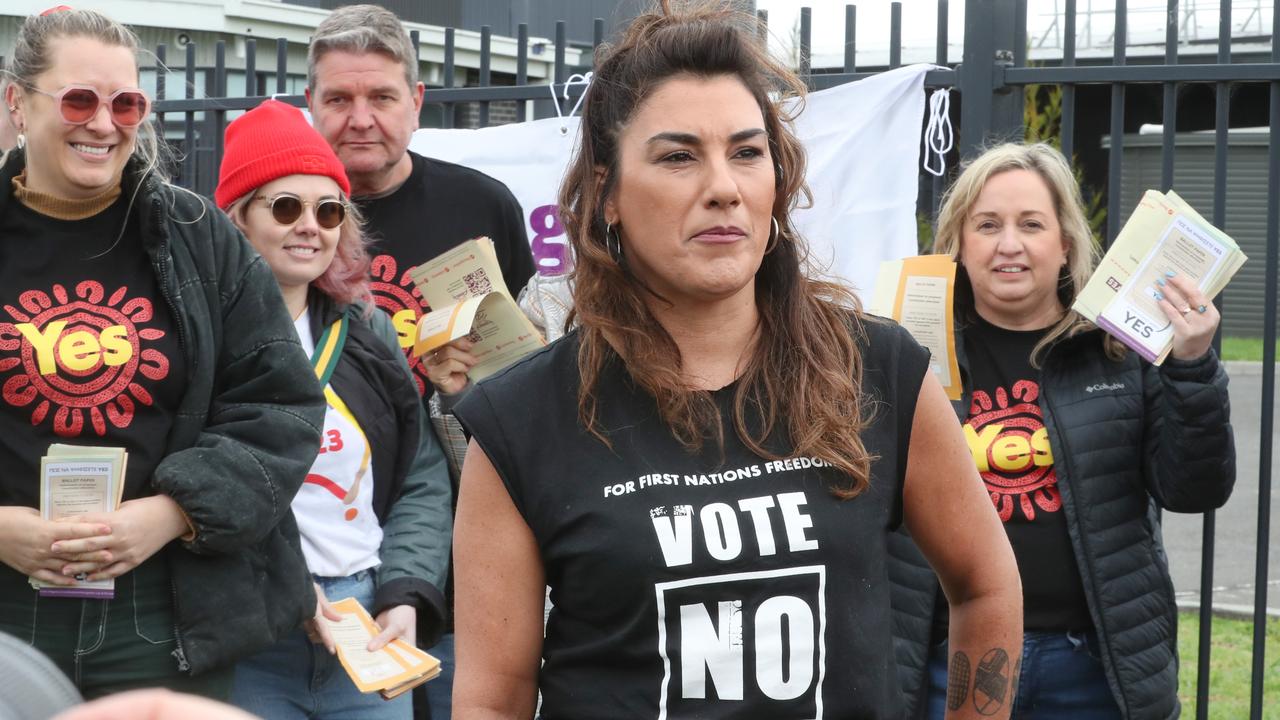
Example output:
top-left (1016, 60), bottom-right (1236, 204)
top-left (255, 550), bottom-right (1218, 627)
top-left (868, 254), bottom-right (962, 400)
top-left (326, 597), bottom-right (441, 700)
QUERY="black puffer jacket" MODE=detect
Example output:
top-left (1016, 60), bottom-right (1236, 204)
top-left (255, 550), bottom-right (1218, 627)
top-left (0, 153), bottom-right (326, 676)
top-left (890, 325), bottom-right (1235, 720)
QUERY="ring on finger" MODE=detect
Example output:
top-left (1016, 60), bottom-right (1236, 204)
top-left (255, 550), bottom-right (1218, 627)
top-left (1179, 306), bottom-right (1192, 316)
top-left (1197, 304), bottom-right (1208, 314)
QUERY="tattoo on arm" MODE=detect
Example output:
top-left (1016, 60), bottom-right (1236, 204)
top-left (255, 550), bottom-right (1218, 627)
top-left (972, 648), bottom-right (1011, 716)
top-left (946, 651), bottom-right (971, 711)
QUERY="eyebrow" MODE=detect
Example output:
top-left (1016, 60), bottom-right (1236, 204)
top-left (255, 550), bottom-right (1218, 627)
top-left (646, 128), bottom-right (767, 146)
top-left (970, 209), bottom-right (1049, 218)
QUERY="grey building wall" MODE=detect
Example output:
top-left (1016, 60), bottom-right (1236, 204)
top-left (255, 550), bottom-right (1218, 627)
top-left (1113, 131), bottom-right (1271, 337)
top-left (286, 1), bottom-right (753, 47)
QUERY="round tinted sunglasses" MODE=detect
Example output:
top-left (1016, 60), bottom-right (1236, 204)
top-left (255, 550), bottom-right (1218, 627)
top-left (26, 84), bottom-right (150, 128)
top-left (254, 193), bottom-right (347, 230)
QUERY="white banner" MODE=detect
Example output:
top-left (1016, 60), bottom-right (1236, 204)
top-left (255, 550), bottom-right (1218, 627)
top-left (408, 64), bottom-right (932, 297)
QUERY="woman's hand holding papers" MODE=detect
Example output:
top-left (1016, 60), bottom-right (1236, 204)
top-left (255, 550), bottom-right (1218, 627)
top-left (370, 604), bottom-right (417, 651)
top-left (0, 506), bottom-right (110, 586)
top-left (1154, 273), bottom-right (1220, 361)
top-left (50, 496), bottom-right (189, 580)
top-left (425, 337), bottom-right (479, 395)
top-left (305, 583), bottom-right (342, 654)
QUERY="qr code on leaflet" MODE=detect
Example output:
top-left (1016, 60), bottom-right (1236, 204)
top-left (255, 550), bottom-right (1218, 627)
top-left (463, 269), bottom-right (493, 296)
top-left (465, 329), bottom-right (483, 344)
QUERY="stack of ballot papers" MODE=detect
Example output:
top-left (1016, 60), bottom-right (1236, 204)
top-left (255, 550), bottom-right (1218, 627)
top-left (1074, 190), bottom-right (1246, 364)
top-left (327, 597), bottom-right (442, 700)
top-left (31, 444), bottom-right (127, 598)
top-left (409, 237), bottom-right (545, 381)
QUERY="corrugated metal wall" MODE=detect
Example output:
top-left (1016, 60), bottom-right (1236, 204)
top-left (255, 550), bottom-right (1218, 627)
top-left (1116, 132), bottom-right (1271, 337)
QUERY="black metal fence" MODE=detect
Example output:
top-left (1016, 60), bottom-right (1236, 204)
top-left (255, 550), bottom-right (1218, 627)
top-left (148, 1), bottom-right (1275, 716)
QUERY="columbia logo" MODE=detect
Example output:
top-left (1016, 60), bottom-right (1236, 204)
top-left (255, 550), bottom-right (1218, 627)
top-left (1085, 383), bottom-right (1125, 393)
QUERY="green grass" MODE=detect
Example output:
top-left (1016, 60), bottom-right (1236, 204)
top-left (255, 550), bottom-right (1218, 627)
top-left (1177, 611), bottom-right (1280, 718)
top-left (1220, 337), bottom-right (1280, 362)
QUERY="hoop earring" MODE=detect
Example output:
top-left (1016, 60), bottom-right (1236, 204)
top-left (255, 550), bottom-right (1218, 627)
top-left (15, 133), bottom-right (24, 150)
top-left (605, 222), bottom-right (623, 262)
top-left (764, 216), bottom-right (781, 255)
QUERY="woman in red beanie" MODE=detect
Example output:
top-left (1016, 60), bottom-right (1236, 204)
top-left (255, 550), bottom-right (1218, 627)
top-left (219, 99), bottom-right (452, 720)
top-left (0, 8), bottom-right (323, 701)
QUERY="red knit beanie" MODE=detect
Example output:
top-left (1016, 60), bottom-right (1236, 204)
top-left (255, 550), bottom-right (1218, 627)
top-left (215, 99), bottom-right (350, 209)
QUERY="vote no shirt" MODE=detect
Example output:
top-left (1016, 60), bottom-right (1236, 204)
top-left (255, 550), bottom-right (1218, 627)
top-left (961, 316), bottom-right (1090, 632)
top-left (0, 197), bottom-right (185, 508)
top-left (456, 320), bottom-right (929, 719)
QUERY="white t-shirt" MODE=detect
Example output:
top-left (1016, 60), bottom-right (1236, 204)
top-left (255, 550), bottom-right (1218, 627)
top-left (292, 309), bottom-right (382, 578)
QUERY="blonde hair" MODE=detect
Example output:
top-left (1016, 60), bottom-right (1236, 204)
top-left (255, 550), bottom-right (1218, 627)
top-left (933, 142), bottom-right (1122, 364)
top-left (6, 8), bottom-right (165, 181)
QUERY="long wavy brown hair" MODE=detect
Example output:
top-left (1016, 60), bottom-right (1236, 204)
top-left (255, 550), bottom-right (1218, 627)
top-left (561, 0), bottom-right (877, 498)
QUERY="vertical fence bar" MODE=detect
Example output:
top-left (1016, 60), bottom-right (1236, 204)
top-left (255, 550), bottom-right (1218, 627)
top-left (1105, 0), bottom-right (1126, 246)
top-left (479, 26), bottom-right (491, 128)
top-left (1160, 0), bottom-right (1177, 193)
top-left (554, 21), bottom-right (566, 86)
top-left (1013, 0), bottom-right (1027, 68)
top-left (595, 18), bottom-right (605, 48)
top-left (244, 39), bottom-right (256, 97)
top-left (211, 40), bottom-right (227, 196)
top-left (844, 5), bottom-right (856, 73)
top-left (183, 42), bottom-right (195, 191)
top-left (275, 38), bottom-right (287, 95)
top-left (443, 28), bottom-right (455, 129)
top-left (936, 0), bottom-right (948, 65)
top-left (516, 24), bottom-right (528, 123)
top-left (1255, 6), bottom-right (1280, 714)
top-left (800, 7), bottom-right (812, 78)
top-left (1061, 0), bottom-right (1077, 162)
top-left (889, 3), bottom-right (902, 69)
top-left (931, 0), bottom-right (947, 223)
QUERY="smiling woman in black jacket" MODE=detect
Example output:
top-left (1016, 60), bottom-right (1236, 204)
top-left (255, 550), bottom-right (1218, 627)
top-left (216, 99), bottom-right (451, 720)
top-left (0, 7), bottom-right (324, 701)
top-left (892, 143), bottom-right (1235, 720)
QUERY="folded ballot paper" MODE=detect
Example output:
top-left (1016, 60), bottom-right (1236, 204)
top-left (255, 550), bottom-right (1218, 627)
top-left (31, 444), bottom-right (128, 599)
top-left (867, 254), bottom-right (963, 401)
top-left (1074, 190), bottom-right (1246, 364)
top-left (408, 237), bottom-right (545, 381)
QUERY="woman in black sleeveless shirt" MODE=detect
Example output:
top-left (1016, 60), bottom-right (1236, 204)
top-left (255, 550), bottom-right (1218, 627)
top-left (450, 4), bottom-right (1023, 719)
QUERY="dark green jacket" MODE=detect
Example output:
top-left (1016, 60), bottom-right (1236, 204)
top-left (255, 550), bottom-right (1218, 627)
top-left (307, 292), bottom-right (453, 647)
top-left (0, 152), bottom-right (327, 675)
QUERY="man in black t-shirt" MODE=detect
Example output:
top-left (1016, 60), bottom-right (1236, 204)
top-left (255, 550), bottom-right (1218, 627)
top-left (306, 6), bottom-right (535, 719)
top-left (306, 5), bottom-right (536, 401)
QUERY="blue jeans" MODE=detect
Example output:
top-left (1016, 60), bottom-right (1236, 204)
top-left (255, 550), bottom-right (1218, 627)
top-left (231, 569), bottom-right (411, 720)
top-left (423, 632), bottom-right (454, 719)
top-left (927, 630), bottom-right (1122, 720)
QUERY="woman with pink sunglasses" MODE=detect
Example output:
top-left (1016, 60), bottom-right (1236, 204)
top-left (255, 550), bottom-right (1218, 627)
top-left (0, 7), bottom-right (325, 700)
